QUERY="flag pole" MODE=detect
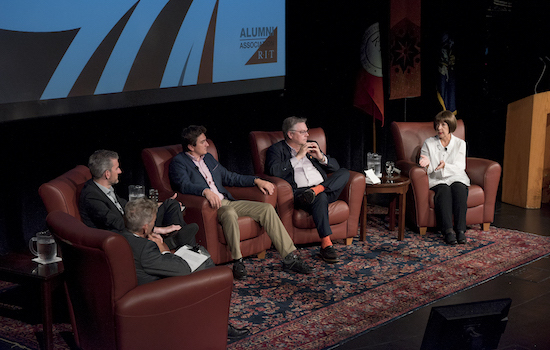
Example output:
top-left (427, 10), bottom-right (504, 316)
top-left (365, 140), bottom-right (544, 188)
top-left (372, 116), bottom-right (376, 153)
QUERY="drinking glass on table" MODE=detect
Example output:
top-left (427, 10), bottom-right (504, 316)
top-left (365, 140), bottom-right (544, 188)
top-left (29, 230), bottom-right (57, 263)
top-left (128, 185), bottom-right (145, 202)
top-left (385, 161), bottom-right (395, 180)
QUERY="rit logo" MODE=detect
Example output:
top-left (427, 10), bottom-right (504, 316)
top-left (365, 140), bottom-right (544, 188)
top-left (257, 50), bottom-right (275, 59)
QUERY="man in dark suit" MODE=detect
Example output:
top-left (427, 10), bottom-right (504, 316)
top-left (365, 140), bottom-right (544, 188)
top-left (169, 125), bottom-right (312, 280)
top-left (79, 149), bottom-right (197, 250)
top-left (265, 116), bottom-right (350, 263)
top-left (121, 197), bottom-right (248, 340)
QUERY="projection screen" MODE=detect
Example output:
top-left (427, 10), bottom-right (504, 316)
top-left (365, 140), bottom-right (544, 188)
top-left (0, 0), bottom-right (285, 122)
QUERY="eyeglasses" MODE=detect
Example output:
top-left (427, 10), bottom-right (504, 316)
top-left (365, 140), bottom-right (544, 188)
top-left (291, 129), bottom-right (309, 135)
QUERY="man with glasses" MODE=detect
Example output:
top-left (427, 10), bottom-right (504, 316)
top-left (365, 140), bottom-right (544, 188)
top-left (169, 125), bottom-right (313, 280)
top-left (265, 116), bottom-right (350, 263)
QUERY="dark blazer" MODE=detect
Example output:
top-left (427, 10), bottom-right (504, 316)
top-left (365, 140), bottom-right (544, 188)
top-left (121, 229), bottom-right (192, 285)
top-left (265, 140), bottom-right (340, 190)
top-left (169, 152), bottom-right (257, 200)
top-left (79, 179), bottom-right (127, 233)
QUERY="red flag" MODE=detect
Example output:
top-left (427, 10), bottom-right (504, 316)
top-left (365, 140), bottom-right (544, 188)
top-left (389, 0), bottom-right (421, 100)
top-left (354, 22), bottom-right (384, 126)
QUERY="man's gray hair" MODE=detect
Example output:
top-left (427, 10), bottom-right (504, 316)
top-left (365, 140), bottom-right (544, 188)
top-left (124, 198), bottom-right (158, 233)
top-left (88, 150), bottom-right (119, 179)
top-left (282, 116), bottom-right (307, 140)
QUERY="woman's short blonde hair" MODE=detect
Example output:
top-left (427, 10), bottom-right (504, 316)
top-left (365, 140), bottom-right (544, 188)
top-left (434, 110), bottom-right (457, 132)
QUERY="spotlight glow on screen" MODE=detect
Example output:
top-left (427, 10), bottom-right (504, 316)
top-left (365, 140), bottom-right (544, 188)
top-left (0, 0), bottom-right (285, 122)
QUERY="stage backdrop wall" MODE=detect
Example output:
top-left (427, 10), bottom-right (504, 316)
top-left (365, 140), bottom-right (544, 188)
top-left (2, 0), bottom-right (550, 254)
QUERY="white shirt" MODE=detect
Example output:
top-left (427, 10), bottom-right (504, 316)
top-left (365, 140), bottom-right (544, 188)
top-left (420, 134), bottom-right (470, 188)
top-left (287, 142), bottom-right (326, 188)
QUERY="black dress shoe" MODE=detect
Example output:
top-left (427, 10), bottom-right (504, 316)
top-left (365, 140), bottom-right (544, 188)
top-left (232, 258), bottom-right (247, 280)
top-left (228, 324), bottom-right (250, 339)
top-left (319, 245), bottom-right (339, 263)
top-left (456, 230), bottom-right (466, 244)
top-left (296, 188), bottom-right (316, 206)
top-left (282, 254), bottom-right (313, 274)
top-left (444, 229), bottom-right (457, 245)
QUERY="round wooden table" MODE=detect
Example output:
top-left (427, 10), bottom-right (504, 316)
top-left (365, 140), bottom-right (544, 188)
top-left (360, 175), bottom-right (411, 241)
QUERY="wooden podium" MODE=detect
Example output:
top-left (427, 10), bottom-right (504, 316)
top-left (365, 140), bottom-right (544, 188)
top-left (502, 91), bottom-right (550, 208)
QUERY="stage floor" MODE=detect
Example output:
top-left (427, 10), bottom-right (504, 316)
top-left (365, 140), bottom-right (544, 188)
top-left (336, 201), bottom-right (550, 350)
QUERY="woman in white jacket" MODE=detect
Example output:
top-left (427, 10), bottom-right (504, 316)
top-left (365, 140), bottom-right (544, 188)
top-left (419, 110), bottom-right (470, 245)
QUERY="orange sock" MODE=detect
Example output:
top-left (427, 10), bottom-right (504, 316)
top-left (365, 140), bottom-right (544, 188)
top-left (321, 236), bottom-right (332, 249)
top-left (311, 184), bottom-right (325, 196)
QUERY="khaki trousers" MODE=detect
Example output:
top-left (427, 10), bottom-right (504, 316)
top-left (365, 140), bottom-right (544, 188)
top-left (218, 199), bottom-right (296, 260)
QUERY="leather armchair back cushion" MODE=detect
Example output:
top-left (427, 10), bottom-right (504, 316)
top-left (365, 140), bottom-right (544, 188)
top-left (39, 165), bottom-right (91, 219)
top-left (392, 120), bottom-right (465, 162)
top-left (249, 127), bottom-right (326, 176)
top-left (141, 140), bottom-right (217, 201)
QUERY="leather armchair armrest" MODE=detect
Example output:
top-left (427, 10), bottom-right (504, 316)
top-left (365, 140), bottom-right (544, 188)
top-left (340, 170), bottom-right (366, 235)
top-left (227, 185), bottom-right (277, 207)
top-left (116, 266), bottom-right (233, 315)
top-left (175, 194), bottom-right (219, 248)
top-left (466, 157), bottom-right (502, 189)
top-left (408, 164), bottom-right (431, 227)
top-left (115, 266), bottom-right (233, 350)
top-left (395, 160), bottom-right (418, 178)
top-left (338, 171), bottom-right (366, 207)
top-left (467, 157), bottom-right (502, 223)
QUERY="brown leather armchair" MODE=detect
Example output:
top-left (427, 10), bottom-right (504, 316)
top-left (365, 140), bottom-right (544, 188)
top-left (47, 210), bottom-right (233, 350)
top-left (38, 165), bottom-right (91, 220)
top-left (141, 141), bottom-right (274, 265)
top-left (249, 128), bottom-right (366, 245)
top-left (390, 120), bottom-right (502, 235)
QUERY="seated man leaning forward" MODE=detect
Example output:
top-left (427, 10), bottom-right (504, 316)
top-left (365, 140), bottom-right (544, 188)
top-left (265, 116), bottom-right (350, 263)
top-left (79, 149), bottom-right (198, 250)
top-left (122, 198), bottom-right (249, 340)
top-left (169, 125), bottom-right (312, 280)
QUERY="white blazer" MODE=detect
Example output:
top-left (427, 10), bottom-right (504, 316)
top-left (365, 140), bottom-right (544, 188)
top-left (420, 134), bottom-right (470, 189)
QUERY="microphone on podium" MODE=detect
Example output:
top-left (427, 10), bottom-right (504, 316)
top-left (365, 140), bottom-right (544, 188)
top-left (534, 57), bottom-right (547, 94)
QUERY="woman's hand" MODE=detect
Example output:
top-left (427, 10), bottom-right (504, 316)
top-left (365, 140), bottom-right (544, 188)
top-left (419, 155), bottom-right (430, 168)
top-left (435, 160), bottom-right (445, 171)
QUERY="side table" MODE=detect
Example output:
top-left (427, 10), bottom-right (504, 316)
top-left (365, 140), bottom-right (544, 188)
top-left (0, 252), bottom-right (71, 350)
top-left (360, 175), bottom-right (411, 241)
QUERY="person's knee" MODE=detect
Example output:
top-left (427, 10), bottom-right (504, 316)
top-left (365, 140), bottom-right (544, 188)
top-left (339, 168), bottom-right (350, 181)
top-left (218, 206), bottom-right (238, 222)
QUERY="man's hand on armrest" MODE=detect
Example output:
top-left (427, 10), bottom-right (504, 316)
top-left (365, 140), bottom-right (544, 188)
top-left (254, 178), bottom-right (274, 195)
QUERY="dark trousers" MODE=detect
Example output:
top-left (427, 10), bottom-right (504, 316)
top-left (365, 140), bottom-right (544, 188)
top-left (294, 168), bottom-right (350, 238)
top-left (156, 198), bottom-right (198, 249)
top-left (431, 182), bottom-right (469, 233)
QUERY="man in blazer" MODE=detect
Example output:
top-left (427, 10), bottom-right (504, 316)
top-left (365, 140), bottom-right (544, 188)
top-left (169, 125), bottom-right (312, 280)
top-left (79, 149), bottom-right (198, 250)
top-left (265, 116), bottom-right (350, 263)
top-left (121, 197), bottom-right (248, 340)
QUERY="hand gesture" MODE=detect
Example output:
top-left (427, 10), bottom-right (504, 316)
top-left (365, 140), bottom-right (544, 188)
top-left (306, 141), bottom-right (323, 160)
top-left (419, 155), bottom-right (430, 168)
top-left (435, 160), bottom-right (445, 171)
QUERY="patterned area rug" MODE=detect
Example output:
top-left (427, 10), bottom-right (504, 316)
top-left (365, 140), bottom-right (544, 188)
top-left (227, 216), bottom-right (550, 350)
top-left (1, 213), bottom-right (549, 350)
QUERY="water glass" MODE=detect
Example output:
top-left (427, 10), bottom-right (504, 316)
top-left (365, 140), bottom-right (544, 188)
top-left (385, 161), bottom-right (395, 179)
top-left (29, 230), bottom-right (57, 262)
top-left (148, 188), bottom-right (159, 203)
top-left (128, 185), bottom-right (145, 202)
top-left (367, 152), bottom-right (382, 178)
